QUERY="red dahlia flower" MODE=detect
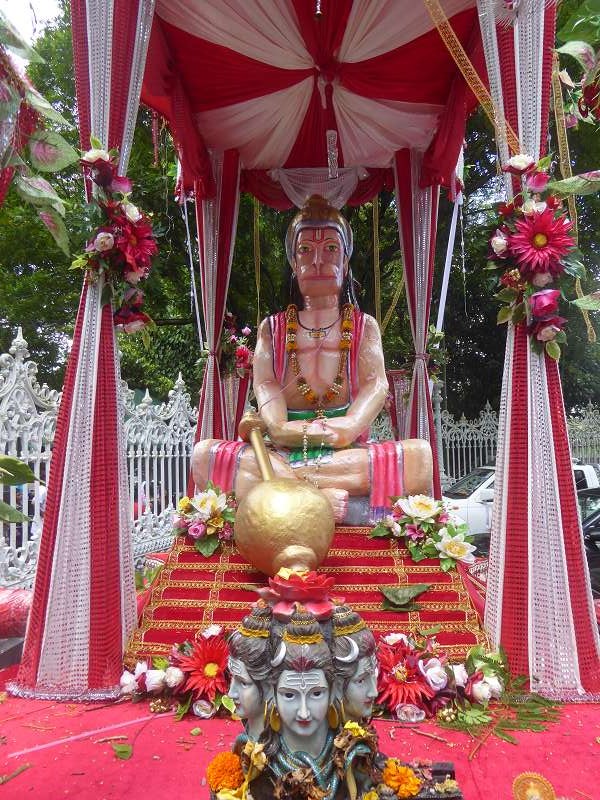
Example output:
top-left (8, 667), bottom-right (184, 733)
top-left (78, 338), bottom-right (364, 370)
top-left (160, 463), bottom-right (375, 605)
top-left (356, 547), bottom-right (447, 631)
top-left (377, 640), bottom-right (435, 711)
top-left (115, 219), bottom-right (158, 271)
top-left (174, 635), bottom-right (229, 701)
top-left (508, 208), bottom-right (575, 280)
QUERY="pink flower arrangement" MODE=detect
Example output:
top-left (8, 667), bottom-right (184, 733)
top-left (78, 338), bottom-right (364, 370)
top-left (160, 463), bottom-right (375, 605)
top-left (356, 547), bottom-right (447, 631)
top-left (215, 312), bottom-right (254, 377)
top-left (488, 153), bottom-right (587, 360)
top-left (72, 140), bottom-right (158, 335)
top-left (172, 483), bottom-right (237, 558)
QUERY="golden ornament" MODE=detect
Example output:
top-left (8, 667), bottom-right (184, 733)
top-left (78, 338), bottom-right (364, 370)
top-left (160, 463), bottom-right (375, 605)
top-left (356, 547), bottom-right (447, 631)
top-left (512, 772), bottom-right (556, 800)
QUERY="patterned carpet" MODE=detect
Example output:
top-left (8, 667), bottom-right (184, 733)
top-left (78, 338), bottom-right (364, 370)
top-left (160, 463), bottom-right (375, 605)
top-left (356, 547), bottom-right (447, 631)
top-left (126, 527), bottom-right (488, 665)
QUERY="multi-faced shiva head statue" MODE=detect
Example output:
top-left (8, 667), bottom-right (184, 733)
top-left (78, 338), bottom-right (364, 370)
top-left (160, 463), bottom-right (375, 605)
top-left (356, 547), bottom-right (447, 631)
top-left (331, 604), bottom-right (378, 722)
top-left (227, 604), bottom-right (274, 741)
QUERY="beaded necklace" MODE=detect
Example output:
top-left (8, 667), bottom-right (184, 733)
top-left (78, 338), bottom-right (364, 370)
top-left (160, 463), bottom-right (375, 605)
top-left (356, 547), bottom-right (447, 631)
top-left (285, 303), bottom-right (353, 418)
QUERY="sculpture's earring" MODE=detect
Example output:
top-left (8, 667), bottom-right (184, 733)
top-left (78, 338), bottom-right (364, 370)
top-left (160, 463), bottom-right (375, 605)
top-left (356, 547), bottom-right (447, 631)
top-left (263, 700), bottom-right (269, 726)
top-left (269, 704), bottom-right (281, 733)
top-left (339, 700), bottom-right (346, 724)
top-left (327, 703), bottom-right (339, 730)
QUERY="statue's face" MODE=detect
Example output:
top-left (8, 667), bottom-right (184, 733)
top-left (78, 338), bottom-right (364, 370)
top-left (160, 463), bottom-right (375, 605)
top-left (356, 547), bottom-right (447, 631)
top-left (293, 227), bottom-right (347, 299)
top-left (227, 657), bottom-right (263, 721)
top-left (276, 668), bottom-right (330, 740)
top-left (344, 655), bottom-right (379, 720)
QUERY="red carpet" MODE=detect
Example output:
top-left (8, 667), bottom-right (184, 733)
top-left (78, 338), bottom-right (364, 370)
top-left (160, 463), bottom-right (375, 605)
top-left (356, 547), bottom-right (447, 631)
top-left (127, 527), bottom-right (488, 665)
top-left (1, 666), bottom-right (599, 800)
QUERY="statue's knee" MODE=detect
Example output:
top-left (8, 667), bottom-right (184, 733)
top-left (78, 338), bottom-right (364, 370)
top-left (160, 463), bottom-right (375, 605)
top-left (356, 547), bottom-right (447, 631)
top-left (191, 438), bottom-right (220, 483)
top-left (402, 438), bottom-right (433, 493)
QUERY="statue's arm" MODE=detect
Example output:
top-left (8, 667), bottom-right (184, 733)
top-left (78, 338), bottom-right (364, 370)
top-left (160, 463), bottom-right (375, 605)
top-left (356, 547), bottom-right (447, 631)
top-left (323, 314), bottom-right (388, 448)
top-left (253, 319), bottom-right (333, 448)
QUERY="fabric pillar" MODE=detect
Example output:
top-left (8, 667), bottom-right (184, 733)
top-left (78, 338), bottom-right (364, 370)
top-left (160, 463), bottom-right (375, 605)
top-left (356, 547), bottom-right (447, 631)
top-left (479, 0), bottom-right (600, 695)
top-left (193, 150), bottom-right (241, 445)
top-left (9, 0), bottom-right (154, 700)
top-left (393, 148), bottom-right (441, 498)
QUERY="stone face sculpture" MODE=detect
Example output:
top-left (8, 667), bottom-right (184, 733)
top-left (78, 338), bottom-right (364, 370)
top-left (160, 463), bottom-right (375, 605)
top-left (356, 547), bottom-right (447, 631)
top-left (192, 194), bottom-right (432, 527)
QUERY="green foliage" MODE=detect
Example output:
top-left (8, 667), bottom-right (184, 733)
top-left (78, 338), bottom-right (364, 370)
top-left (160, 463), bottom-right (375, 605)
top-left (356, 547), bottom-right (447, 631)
top-left (380, 583), bottom-right (431, 612)
top-left (0, 455), bottom-right (41, 523)
top-left (111, 742), bottom-right (133, 760)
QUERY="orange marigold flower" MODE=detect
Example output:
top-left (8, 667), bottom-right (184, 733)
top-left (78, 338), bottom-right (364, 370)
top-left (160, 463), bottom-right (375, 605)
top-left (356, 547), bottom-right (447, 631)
top-left (382, 760), bottom-right (422, 798)
top-left (206, 751), bottom-right (244, 792)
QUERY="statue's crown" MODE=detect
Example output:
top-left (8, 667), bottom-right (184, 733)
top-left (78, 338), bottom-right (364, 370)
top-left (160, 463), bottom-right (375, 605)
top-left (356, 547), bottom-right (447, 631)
top-left (286, 194), bottom-right (353, 265)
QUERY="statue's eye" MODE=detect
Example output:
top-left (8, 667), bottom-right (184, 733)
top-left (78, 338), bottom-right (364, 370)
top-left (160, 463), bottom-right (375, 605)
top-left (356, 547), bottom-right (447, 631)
top-left (326, 243), bottom-right (338, 252)
top-left (297, 244), bottom-right (310, 253)
top-left (311, 689), bottom-right (325, 698)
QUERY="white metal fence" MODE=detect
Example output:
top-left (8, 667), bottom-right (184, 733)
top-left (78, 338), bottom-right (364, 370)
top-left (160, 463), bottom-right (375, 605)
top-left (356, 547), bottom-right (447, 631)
top-left (3, 330), bottom-right (600, 588)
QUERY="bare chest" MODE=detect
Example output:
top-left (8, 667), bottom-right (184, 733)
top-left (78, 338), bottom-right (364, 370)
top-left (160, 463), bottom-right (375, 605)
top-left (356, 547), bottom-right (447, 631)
top-left (283, 330), bottom-right (350, 407)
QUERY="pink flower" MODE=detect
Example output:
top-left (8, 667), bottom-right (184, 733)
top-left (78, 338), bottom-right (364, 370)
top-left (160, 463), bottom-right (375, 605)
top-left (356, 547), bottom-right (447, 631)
top-left (565, 113), bottom-right (578, 129)
top-left (527, 316), bottom-right (567, 341)
top-left (405, 524), bottom-right (425, 541)
top-left (531, 272), bottom-right (554, 288)
top-left (436, 511), bottom-right (450, 524)
top-left (188, 520), bottom-right (207, 539)
top-left (241, 326), bottom-right (251, 336)
top-left (124, 269), bottom-right (144, 284)
top-left (123, 287), bottom-right (145, 309)
top-left (219, 521), bottom-right (234, 542)
top-left (93, 231), bottom-right (114, 252)
top-left (110, 174), bottom-right (133, 194)
top-left (525, 171), bottom-right (550, 193)
top-left (508, 209), bottom-right (575, 279)
top-left (172, 514), bottom-right (189, 531)
top-left (529, 289), bottom-right (560, 319)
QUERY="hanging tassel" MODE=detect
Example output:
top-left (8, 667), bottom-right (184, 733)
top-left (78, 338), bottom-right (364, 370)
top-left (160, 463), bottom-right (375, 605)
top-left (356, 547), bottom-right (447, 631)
top-left (253, 197), bottom-right (261, 329)
top-left (551, 52), bottom-right (595, 343)
top-left (372, 196), bottom-right (381, 327)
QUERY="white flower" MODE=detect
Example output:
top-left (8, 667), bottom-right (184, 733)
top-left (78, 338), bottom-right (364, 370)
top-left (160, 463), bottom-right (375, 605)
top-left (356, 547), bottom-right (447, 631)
top-left (506, 153), bottom-right (535, 172)
top-left (434, 530), bottom-right (476, 564)
top-left (164, 666), bottom-right (185, 689)
top-left (94, 232), bottom-right (114, 252)
top-left (119, 669), bottom-right (137, 695)
top-left (145, 669), bottom-right (166, 694)
top-left (122, 201), bottom-right (142, 223)
top-left (419, 658), bottom-right (448, 691)
top-left (134, 660), bottom-right (148, 678)
top-left (82, 147), bottom-right (111, 163)
top-left (384, 514), bottom-right (402, 537)
top-left (451, 663), bottom-right (469, 688)
top-left (202, 624), bottom-right (224, 639)
top-left (193, 699), bottom-right (217, 719)
top-left (396, 494), bottom-right (440, 522)
top-left (484, 674), bottom-right (504, 699)
top-left (471, 679), bottom-right (492, 704)
top-left (490, 231), bottom-right (508, 255)
top-left (522, 198), bottom-right (538, 216)
top-left (192, 488), bottom-right (228, 521)
top-left (382, 632), bottom-right (410, 646)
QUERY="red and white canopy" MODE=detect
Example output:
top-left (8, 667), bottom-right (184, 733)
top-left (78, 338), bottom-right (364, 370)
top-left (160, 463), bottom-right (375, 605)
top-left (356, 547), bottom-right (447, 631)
top-left (142, 0), bottom-right (483, 196)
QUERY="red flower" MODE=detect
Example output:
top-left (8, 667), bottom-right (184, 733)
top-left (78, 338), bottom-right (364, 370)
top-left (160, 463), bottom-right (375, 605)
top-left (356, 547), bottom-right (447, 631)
top-left (525, 171), bottom-right (550, 193)
top-left (377, 640), bottom-right (436, 711)
top-left (508, 208), bottom-right (575, 280)
top-left (527, 316), bottom-right (567, 341)
top-left (113, 306), bottom-right (152, 333)
top-left (173, 636), bottom-right (229, 701)
top-left (81, 156), bottom-right (117, 188)
top-left (529, 289), bottom-right (560, 319)
top-left (580, 79), bottom-right (600, 121)
top-left (109, 174), bottom-right (133, 194)
top-left (115, 218), bottom-right (158, 272)
top-left (499, 269), bottom-right (526, 292)
top-left (258, 570), bottom-right (337, 620)
top-left (235, 344), bottom-right (252, 370)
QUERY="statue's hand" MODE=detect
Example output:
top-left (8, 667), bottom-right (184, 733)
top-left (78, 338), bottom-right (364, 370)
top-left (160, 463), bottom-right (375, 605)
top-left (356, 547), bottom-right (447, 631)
top-left (268, 420), bottom-right (335, 449)
top-left (318, 417), bottom-right (360, 449)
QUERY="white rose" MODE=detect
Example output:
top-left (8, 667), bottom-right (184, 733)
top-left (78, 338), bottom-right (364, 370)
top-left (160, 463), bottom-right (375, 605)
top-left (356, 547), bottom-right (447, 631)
top-left (419, 658), bottom-right (448, 691)
top-left (382, 632), bottom-right (410, 646)
top-left (193, 699), bottom-right (217, 719)
top-left (506, 153), bottom-right (535, 172)
top-left (145, 669), bottom-right (166, 694)
top-left (490, 231), bottom-right (508, 255)
top-left (202, 624), bottom-right (224, 639)
top-left (396, 494), bottom-right (441, 521)
top-left (522, 199), bottom-right (538, 216)
top-left (134, 660), bottom-right (148, 678)
top-left (485, 674), bottom-right (504, 699)
top-left (385, 515), bottom-right (402, 537)
top-left (471, 679), bottom-right (492, 704)
top-left (94, 232), bottom-right (114, 252)
top-left (122, 201), bottom-right (142, 223)
top-left (434, 531), bottom-right (476, 564)
top-left (451, 663), bottom-right (469, 688)
top-left (82, 147), bottom-right (111, 163)
top-left (119, 669), bottom-right (137, 695)
top-left (164, 666), bottom-right (185, 689)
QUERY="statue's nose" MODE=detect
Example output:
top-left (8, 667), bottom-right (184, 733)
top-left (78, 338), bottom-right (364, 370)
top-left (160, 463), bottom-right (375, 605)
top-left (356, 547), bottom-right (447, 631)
top-left (297, 695), bottom-right (310, 719)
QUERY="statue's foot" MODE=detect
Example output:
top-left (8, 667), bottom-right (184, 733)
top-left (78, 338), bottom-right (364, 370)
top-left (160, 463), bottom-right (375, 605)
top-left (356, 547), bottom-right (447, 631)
top-left (321, 488), bottom-right (349, 523)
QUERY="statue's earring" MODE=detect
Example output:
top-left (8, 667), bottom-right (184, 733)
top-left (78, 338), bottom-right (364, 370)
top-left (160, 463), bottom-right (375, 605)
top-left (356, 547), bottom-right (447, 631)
top-left (339, 700), bottom-right (346, 724)
top-left (327, 703), bottom-right (340, 730)
top-left (269, 704), bottom-right (281, 732)
top-left (263, 700), bottom-right (269, 726)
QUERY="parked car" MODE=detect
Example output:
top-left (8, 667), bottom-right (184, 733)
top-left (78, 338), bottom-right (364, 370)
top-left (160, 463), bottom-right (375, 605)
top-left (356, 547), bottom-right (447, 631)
top-left (578, 488), bottom-right (600, 599)
top-left (443, 462), bottom-right (600, 538)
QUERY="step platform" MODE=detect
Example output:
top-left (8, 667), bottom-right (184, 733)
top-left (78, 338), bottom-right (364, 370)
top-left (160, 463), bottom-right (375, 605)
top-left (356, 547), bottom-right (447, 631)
top-left (126, 527), bottom-right (488, 665)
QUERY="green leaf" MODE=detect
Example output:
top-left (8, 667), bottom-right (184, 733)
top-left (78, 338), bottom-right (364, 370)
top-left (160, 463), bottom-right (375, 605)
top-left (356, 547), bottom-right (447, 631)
top-left (190, 727), bottom-right (203, 736)
top-left (546, 172), bottom-right (600, 198)
top-left (555, 41), bottom-right (597, 71)
top-left (494, 287), bottom-right (518, 303)
top-left (37, 207), bottom-right (70, 256)
top-left (29, 130), bottom-right (79, 173)
top-left (152, 656), bottom-right (169, 670)
top-left (101, 284), bottom-right (114, 307)
top-left (194, 535), bottom-right (221, 557)
top-left (0, 18), bottom-right (44, 63)
top-left (493, 729), bottom-right (518, 745)
top-left (511, 302), bottom-right (526, 325)
top-left (175, 692), bottom-right (193, 721)
top-left (13, 175), bottom-right (65, 215)
top-left (573, 293), bottom-right (600, 311)
top-left (0, 498), bottom-right (29, 523)
top-left (380, 584), bottom-right (431, 609)
top-left (545, 340), bottom-right (561, 361)
top-left (536, 154), bottom-right (553, 172)
top-left (111, 742), bottom-right (133, 760)
top-left (0, 455), bottom-right (38, 485)
top-left (440, 557), bottom-right (456, 572)
top-left (369, 523), bottom-right (391, 538)
top-left (89, 135), bottom-right (104, 150)
top-left (24, 87), bottom-right (70, 126)
top-left (382, 599), bottom-right (419, 613)
top-left (220, 694), bottom-right (236, 714)
top-left (497, 305), bottom-right (513, 325)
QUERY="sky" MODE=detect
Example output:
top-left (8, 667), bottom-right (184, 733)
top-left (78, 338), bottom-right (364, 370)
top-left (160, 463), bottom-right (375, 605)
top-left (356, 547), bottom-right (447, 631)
top-left (0, 0), bottom-right (60, 44)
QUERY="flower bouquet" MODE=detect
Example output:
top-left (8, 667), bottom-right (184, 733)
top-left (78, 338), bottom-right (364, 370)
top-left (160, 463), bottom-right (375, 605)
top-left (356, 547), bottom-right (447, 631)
top-left (369, 495), bottom-right (476, 571)
top-left (220, 311), bottom-right (254, 377)
top-left (172, 482), bottom-right (236, 557)
top-left (70, 137), bottom-right (158, 337)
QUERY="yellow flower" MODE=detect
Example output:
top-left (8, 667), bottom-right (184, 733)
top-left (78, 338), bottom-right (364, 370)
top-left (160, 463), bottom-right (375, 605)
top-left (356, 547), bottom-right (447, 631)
top-left (382, 760), bottom-right (422, 798)
top-left (362, 792), bottom-right (379, 800)
top-left (178, 495), bottom-right (193, 513)
top-left (344, 720), bottom-right (367, 738)
top-left (207, 515), bottom-right (225, 535)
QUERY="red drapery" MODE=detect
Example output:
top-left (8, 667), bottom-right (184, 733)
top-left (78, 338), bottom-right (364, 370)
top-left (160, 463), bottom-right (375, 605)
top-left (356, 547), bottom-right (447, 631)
top-left (393, 149), bottom-right (442, 498)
